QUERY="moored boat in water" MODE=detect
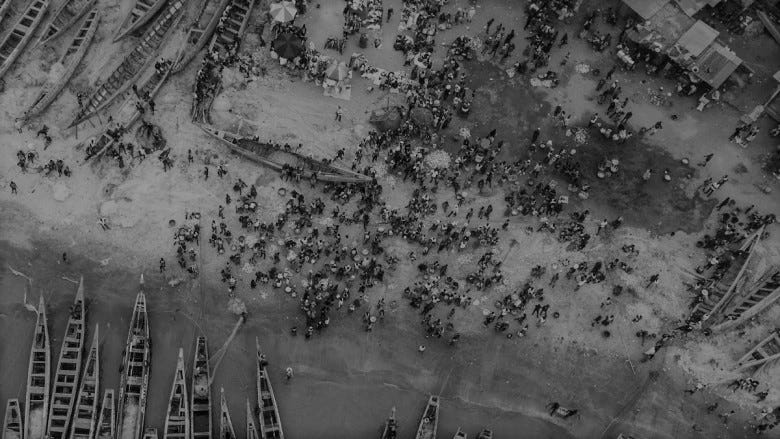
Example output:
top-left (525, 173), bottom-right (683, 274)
top-left (2, 399), bottom-right (23, 439)
top-left (24, 296), bottom-right (51, 439)
top-left (476, 429), bottom-right (492, 439)
top-left (245, 400), bottom-right (258, 439)
top-left (95, 390), bottom-right (115, 439)
top-left (255, 338), bottom-right (283, 439)
top-left (0, 0), bottom-right (50, 80)
top-left (453, 428), bottom-right (467, 439)
top-left (414, 395), bottom-right (439, 439)
top-left (69, 326), bottom-right (100, 439)
top-left (219, 389), bottom-right (235, 439)
top-left (142, 428), bottom-right (158, 439)
top-left (163, 348), bottom-right (189, 439)
top-left (114, 0), bottom-right (167, 42)
top-left (191, 336), bottom-right (211, 439)
top-left (116, 278), bottom-right (151, 439)
top-left (36, 0), bottom-right (95, 46)
top-left (380, 407), bottom-right (397, 439)
top-left (46, 278), bottom-right (87, 439)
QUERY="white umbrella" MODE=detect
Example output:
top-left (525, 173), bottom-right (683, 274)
top-left (270, 1), bottom-right (297, 23)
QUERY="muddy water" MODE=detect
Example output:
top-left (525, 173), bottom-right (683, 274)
top-left (0, 240), bottom-right (572, 439)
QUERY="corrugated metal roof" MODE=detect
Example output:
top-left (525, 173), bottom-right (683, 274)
top-left (623, 0), bottom-right (671, 19)
top-left (691, 42), bottom-right (742, 88)
top-left (676, 20), bottom-right (719, 57)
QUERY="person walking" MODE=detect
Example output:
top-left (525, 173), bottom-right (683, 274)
top-left (9, 181), bottom-right (18, 194)
top-left (159, 258), bottom-right (166, 273)
top-left (335, 106), bottom-right (343, 122)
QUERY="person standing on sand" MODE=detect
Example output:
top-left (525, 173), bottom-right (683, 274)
top-left (9, 181), bottom-right (17, 194)
top-left (335, 106), bottom-right (343, 122)
top-left (204, 166), bottom-right (209, 180)
top-left (160, 258), bottom-right (166, 273)
top-left (286, 367), bottom-right (293, 381)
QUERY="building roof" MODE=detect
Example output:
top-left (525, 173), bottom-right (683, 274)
top-left (623, 0), bottom-right (670, 19)
top-left (690, 42), bottom-right (742, 88)
top-left (676, 20), bottom-right (719, 57)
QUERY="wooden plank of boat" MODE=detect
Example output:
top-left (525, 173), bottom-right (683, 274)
top-left (69, 325), bottom-right (100, 439)
top-left (191, 336), bottom-right (211, 439)
top-left (198, 125), bottom-right (373, 184)
top-left (86, 62), bottom-right (174, 162)
top-left (69, 0), bottom-right (185, 128)
top-left (172, 0), bottom-right (230, 73)
top-left (0, 0), bottom-right (13, 29)
top-left (0, 0), bottom-right (50, 80)
top-left (476, 429), bottom-right (492, 439)
top-left (163, 348), bottom-right (189, 439)
top-left (453, 428), bottom-right (467, 439)
top-left (114, 0), bottom-right (167, 42)
top-left (245, 400), bottom-right (258, 439)
top-left (219, 389), bottom-right (235, 439)
top-left (414, 395), bottom-right (439, 439)
top-left (380, 407), bottom-right (397, 439)
top-left (46, 276), bottom-right (87, 439)
top-left (116, 278), bottom-right (151, 439)
top-left (255, 338), bottom-right (283, 439)
top-left (25, 296), bottom-right (51, 439)
top-left (95, 390), bottom-right (115, 439)
top-left (142, 428), bottom-right (158, 439)
top-left (24, 7), bottom-right (100, 120)
top-left (2, 399), bottom-right (23, 439)
top-left (36, 0), bottom-right (95, 47)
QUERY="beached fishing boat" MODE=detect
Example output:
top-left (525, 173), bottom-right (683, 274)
top-left (245, 400), bottom-right (258, 439)
top-left (95, 390), bottom-right (115, 439)
top-left (0, 0), bottom-right (13, 29)
top-left (172, 0), bottom-right (230, 73)
top-left (24, 296), bottom-right (51, 439)
top-left (114, 0), bottom-right (168, 42)
top-left (163, 348), bottom-right (189, 439)
top-left (46, 278), bottom-right (87, 439)
top-left (116, 281), bottom-right (151, 439)
top-left (380, 407), bottom-right (397, 439)
top-left (453, 429), bottom-right (467, 439)
top-left (69, 0), bottom-right (184, 127)
top-left (69, 326), bottom-right (100, 439)
top-left (414, 396), bottom-right (439, 439)
top-left (208, 0), bottom-right (255, 57)
top-left (191, 337), bottom-right (211, 439)
top-left (255, 338), bottom-right (283, 439)
top-left (36, 0), bottom-right (95, 46)
top-left (0, 0), bottom-right (49, 80)
top-left (142, 428), bottom-right (158, 439)
top-left (219, 389), bottom-right (235, 439)
top-left (2, 399), bottom-right (23, 439)
top-left (85, 61), bottom-right (174, 162)
top-left (199, 125), bottom-right (374, 184)
top-left (24, 7), bottom-right (99, 120)
top-left (475, 429), bottom-right (492, 439)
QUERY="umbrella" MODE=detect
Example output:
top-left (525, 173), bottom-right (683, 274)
top-left (325, 61), bottom-right (350, 81)
top-left (272, 32), bottom-right (304, 59)
top-left (269, 1), bottom-right (297, 23)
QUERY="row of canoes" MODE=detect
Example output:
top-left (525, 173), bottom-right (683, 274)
top-left (380, 396), bottom-right (493, 439)
top-left (2, 275), bottom-right (286, 439)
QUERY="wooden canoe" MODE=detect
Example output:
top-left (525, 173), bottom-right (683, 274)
top-left (0, 0), bottom-right (50, 80)
top-left (46, 277), bottom-right (87, 439)
top-left (69, 0), bottom-right (185, 128)
top-left (245, 400), bottom-right (258, 439)
top-left (114, 0), bottom-right (167, 42)
top-left (191, 337), bottom-right (211, 439)
top-left (36, 0), bottom-right (95, 46)
top-left (199, 125), bottom-right (374, 184)
top-left (380, 407), bottom-right (397, 439)
top-left (208, 0), bottom-right (255, 59)
top-left (0, 0), bottom-right (13, 29)
top-left (163, 349), bottom-right (189, 439)
top-left (116, 280), bottom-right (151, 439)
top-left (414, 396), bottom-right (439, 439)
top-left (2, 399), bottom-right (23, 439)
top-left (453, 429), bottom-right (467, 439)
top-left (476, 430), bottom-right (493, 439)
top-left (84, 61), bottom-right (174, 162)
top-left (24, 296), bottom-right (51, 439)
top-left (172, 0), bottom-right (230, 73)
top-left (95, 390), bottom-right (115, 439)
top-left (142, 428), bottom-right (158, 439)
top-left (255, 338), bottom-right (283, 439)
top-left (219, 389), bottom-right (235, 439)
top-left (69, 325), bottom-right (100, 439)
top-left (24, 7), bottom-right (100, 120)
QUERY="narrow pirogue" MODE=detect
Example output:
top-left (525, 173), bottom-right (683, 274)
top-left (142, 428), bottom-right (158, 439)
top-left (95, 390), bottom-right (115, 439)
top-left (36, 0), bottom-right (95, 46)
top-left (46, 278), bottom-right (87, 439)
top-left (245, 400), bottom-right (258, 439)
top-left (116, 278), bottom-right (151, 439)
top-left (172, 0), bottom-right (230, 73)
top-left (218, 389), bottom-right (235, 439)
top-left (0, 0), bottom-right (50, 80)
top-left (199, 125), bottom-right (374, 184)
top-left (476, 429), bottom-right (493, 439)
top-left (2, 399), bottom-right (23, 439)
top-left (414, 396), bottom-right (440, 439)
top-left (69, 0), bottom-right (184, 128)
top-left (25, 296), bottom-right (51, 439)
top-left (191, 337), bottom-right (212, 439)
top-left (0, 0), bottom-right (13, 29)
top-left (255, 338), bottom-right (283, 439)
top-left (114, 0), bottom-right (168, 42)
top-left (163, 349), bottom-right (189, 439)
top-left (380, 407), bottom-right (397, 439)
top-left (69, 326), bottom-right (100, 439)
top-left (24, 7), bottom-right (100, 120)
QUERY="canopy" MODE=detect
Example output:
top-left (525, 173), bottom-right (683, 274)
top-left (272, 32), bottom-right (304, 59)
top-left (325, 61), bottom-right (350, 81)
top-left (270, 1), bottom-right (297, 23)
